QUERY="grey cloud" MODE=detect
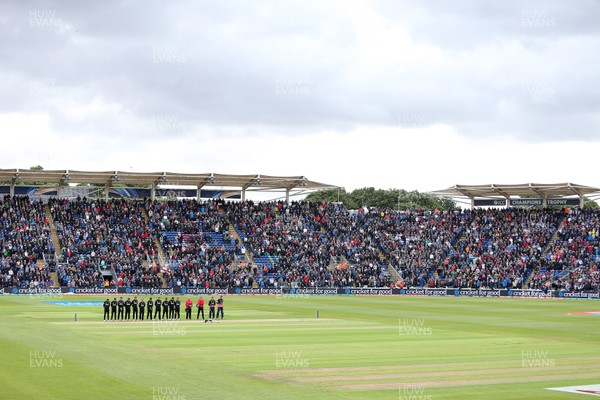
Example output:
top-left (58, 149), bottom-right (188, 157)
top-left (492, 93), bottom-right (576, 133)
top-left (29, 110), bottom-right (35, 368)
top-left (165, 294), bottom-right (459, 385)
top-left (1, 0), bottom-right (599, 143)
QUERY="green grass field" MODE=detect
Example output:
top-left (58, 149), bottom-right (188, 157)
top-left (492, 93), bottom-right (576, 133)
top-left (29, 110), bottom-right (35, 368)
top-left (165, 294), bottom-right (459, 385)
top-left (1, 294), bottom-right (599, 400)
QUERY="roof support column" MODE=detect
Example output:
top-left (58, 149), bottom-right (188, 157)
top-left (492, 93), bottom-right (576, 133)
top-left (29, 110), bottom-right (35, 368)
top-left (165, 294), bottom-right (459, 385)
top-left (9, 184), bottom-right (14, 197)
top-left (151, 184), bottom-right (156, 201)
top-left (285, 188), bottom-right (290, 204)
top-left (197, 186), bottom-right (201, 202)
top-left (241, 188), bottom-right (246, 202)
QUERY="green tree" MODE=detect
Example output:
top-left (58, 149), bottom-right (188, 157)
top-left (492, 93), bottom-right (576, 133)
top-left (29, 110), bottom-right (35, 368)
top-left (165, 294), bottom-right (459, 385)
top-left (305, 187), bottom-right (457, 210)
top-left (583, 198), bottom-right (599, 209)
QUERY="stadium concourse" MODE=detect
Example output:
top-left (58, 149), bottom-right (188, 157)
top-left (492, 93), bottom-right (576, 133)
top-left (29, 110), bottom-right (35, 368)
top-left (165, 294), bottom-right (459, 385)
top-left (1, 195), bottom-right (599, 292)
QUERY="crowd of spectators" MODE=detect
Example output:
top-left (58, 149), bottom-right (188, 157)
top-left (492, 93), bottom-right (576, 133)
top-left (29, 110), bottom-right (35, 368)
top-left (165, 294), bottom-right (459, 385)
top-left (228, 201), bottom-right (391, 288)
top-left (0, 195), bottom-right (54, 288)
top-left (49, 197), bottom-right (161, 288)
top-left (369, 208), bottom-right (566, 289)
top-left (2, 195), bottom-right (600, 291)
top-left (528, 208), bottom-right (600, 291)
top-left (147, 199), bottom-right (244, 288)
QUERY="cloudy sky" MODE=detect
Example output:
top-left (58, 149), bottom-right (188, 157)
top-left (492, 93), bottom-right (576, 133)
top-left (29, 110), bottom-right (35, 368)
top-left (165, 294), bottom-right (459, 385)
top-left (1, 0), bottom-right (599, 198)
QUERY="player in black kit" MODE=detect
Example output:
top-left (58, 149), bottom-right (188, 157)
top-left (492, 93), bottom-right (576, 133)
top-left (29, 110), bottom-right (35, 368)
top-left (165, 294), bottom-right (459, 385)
top-left (208, 296), bottom-right (216, 319)
top-left (154, 297), bottom-right (162, 320)
top-left (175, 297), bottom-right (181, 319)
top-left (162, 298), bottom-right (169, 319)
top-left (124, 298), bottom-right (131, 320)
top-left (117, 297), bottom-right (125, 320)
top-left (110, 297), bottom-right (117, 320)
top-left (138, 298), bottom-right (145, 321)
top-left (132, 296), bottom-right (138, 320)
top-left (103, 299), bottom-right (110, 321)
top-left (147, 297), bottom-right (154, 320)
top-left (216, 295), bottom-right (224, 319)
top-left (168, 297), bottom-right (175, 319)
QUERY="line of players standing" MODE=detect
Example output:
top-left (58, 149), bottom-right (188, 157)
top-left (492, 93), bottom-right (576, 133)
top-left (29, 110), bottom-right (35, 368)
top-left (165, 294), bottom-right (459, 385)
top-left (102, 296), bottom-right (224, 321)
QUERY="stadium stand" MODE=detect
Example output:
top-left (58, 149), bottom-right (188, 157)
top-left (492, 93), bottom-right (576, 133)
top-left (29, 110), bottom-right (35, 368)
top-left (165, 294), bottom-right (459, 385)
top-left (375, 208), bottom-right (565, 289)
top-left (0, 195), bottom-right (55, 288)
top-left (2, 195), bottom-right (599, 291)
top-left (528, 208), bottom-right (600, 291)
top-left (48, 197), bottom-right (161, 288)
top-left (147, 199), bottom-right (243, 288)
top-left (229, 201), bottom-right (391, 288)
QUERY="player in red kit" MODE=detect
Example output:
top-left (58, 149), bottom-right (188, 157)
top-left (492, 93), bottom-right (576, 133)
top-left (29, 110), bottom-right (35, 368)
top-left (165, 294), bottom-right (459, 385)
top-left (185, 297), bottom-right (193, 320)
top-left (196, 297), bottom-right (205, 320)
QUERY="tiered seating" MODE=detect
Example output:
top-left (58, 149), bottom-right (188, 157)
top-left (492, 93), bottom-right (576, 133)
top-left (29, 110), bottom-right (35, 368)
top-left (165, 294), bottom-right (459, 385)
top-left (229, 201), bottom-right (391, 288)
top-left (162, 231), bottom-right (178, 243)
top-left (49, 197), bottom-right (160, 288)
top-left (147, 199), bottom-right (244, 288)
top-left (371, 208), bottom-right (564, 289)
top-left (528, 208), bottom-right (600, 291)
top-left (2, 195), bottom-right (599, 291)
top-left (0, 195), bottom-right (54, 288)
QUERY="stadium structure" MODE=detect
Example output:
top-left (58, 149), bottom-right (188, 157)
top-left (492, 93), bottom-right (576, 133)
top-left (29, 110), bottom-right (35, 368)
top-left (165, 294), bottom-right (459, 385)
top-left (0, 168), bottom-right (338, 202)
top-left (431, 182), bottom-right (600, 208)
top-left (1, 168), bottom-right (600, 300)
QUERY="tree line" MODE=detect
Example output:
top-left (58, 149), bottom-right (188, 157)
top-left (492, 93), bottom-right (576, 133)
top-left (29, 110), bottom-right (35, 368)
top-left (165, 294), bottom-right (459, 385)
top-left (304, 187), bottom-right (458, 210)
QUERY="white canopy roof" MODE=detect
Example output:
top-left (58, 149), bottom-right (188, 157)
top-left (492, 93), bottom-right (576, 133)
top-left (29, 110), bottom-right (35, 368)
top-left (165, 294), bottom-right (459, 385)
top-left (0, 168), bottom-right (338, 195)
